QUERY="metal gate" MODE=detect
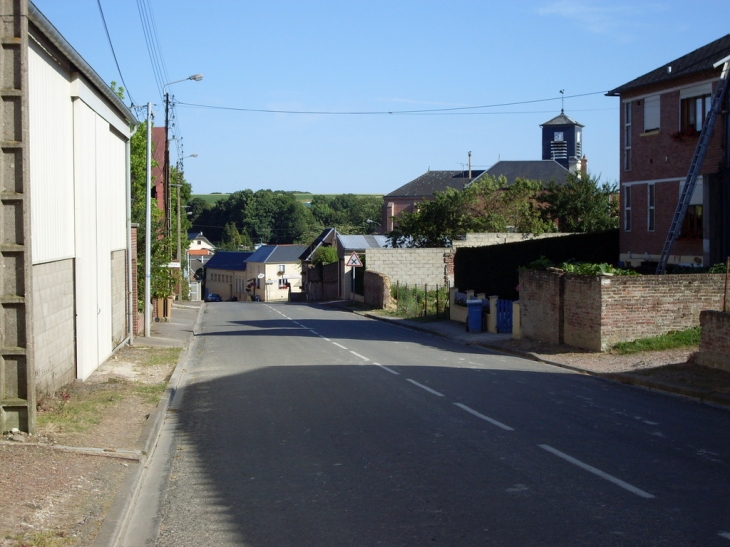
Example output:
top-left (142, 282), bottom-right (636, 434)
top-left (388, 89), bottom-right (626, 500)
top-left (496, 299), bottom-right (513, 334)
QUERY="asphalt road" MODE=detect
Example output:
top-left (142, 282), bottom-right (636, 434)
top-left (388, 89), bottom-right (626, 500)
top-left (128, 302), bottom-right (730, 546)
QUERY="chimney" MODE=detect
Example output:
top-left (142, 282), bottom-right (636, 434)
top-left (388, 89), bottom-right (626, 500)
top-left (468, 151), bottom-right (472, 179)
top-left (581, 155), bottom-right (588, 173)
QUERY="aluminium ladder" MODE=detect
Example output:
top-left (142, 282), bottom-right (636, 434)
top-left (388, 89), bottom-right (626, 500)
top-left (656, 63), bottom-right (730, 274)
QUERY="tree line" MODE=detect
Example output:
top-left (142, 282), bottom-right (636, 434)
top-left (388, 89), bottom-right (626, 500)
top-left (189, 192), bottom-right (383, 250)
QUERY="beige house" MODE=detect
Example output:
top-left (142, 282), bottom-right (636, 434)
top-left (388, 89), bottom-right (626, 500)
top-left (204, 251), bottom-right (252, 301)
top-left (244, 245), bottom-right (307, 302)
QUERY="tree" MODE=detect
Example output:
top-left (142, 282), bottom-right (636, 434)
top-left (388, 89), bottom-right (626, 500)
top-left (542, 172), bottom-right (619, 232)
top-left (388, 175), bottom-right (551, 247)
top-left (311, 246), bottom-right (338, 266)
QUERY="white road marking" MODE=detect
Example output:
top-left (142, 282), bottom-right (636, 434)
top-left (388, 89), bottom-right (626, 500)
top-left (407, 379), bottom-right (444, 397)
top-left (539, 444), bottom-right (655, 499)
top-left (292, 322), bottom-right (302, 327)
top-left (309, 330), bottom-right (319, 335)
top-left (350, 351), bottom-right (369, 361)
top-left (321, 337), bottom-right (331, 342)
top-left (332, 342), bottom-right (348, 350)
top-left (454, 403), bottom-right (514, 431)
top-left (374, 363), bottom-right (399, 375)
top-left (718, 532), bottom-right (730, 540)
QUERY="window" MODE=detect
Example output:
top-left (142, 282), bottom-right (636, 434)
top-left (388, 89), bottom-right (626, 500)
top-left (278, 264), bottom-right (286, 273)
top-left (624, 186), bottom-right (632, 231)
top-left (681, 95), bottom-right (711, 132)
top-left (647, 184), bottom-right (655, 232)
top-left (679, 205), bottom-right (703, 239)
top-left (624, 102), bottom-right (632, 170)
top-left (279, 278), bottom-right (289, 289)
top-left (644, 95), bottom-right (660, 132)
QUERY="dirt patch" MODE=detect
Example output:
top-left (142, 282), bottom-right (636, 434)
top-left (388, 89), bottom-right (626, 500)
top-left (1, 346), bottom-right (180, 547)
top-left (490, 338), bottom-right (730, 394)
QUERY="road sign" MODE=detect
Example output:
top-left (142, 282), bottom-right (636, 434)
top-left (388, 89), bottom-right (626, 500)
top-left (346, 252), bottom-right (363, 267)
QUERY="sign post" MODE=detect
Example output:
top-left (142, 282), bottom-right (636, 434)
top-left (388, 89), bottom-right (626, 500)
top-left (346, 252), bottom-right (363, 297)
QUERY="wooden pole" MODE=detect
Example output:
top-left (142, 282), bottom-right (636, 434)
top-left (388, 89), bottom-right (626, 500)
top-left (722, 256), bottom-right (730, 313)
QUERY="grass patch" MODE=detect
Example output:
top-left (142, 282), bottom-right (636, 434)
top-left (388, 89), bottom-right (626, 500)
top-left (9, 530), bottom-right (74, 546)
top-left (611, 327), bottom-right (701, 354)
top-left (139, 347), bottom-right (181, 367)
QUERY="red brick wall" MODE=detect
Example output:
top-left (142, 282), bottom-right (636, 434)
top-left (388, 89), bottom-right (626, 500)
top-left (518, 270), bottom-right (563, 345)
top-left (519, 271), bottom-right (725, 351)
top-left (563, 274), bottom-right (603, 350)
top-left (618, 73), bottom-right (725, 263)
top-left (697, 310), bottom-right (730, 371)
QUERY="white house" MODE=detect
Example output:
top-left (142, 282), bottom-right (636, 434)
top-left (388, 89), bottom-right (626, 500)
top-left (0, 1), bottom-right (136, 433)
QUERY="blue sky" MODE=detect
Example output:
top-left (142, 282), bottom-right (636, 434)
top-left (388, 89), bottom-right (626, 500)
top-left (32, 0), bottom-right (730, 195)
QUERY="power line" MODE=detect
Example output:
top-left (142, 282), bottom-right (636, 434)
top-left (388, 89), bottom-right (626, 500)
top-left (175, 90), bottom-right (608, 116)
top-left (96, 0), bottom-right (136, 107)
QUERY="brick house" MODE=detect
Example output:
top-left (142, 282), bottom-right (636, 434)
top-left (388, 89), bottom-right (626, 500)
top-left (607, 34), bottom-right (730, 269)
top-left (382, 111), bottom-right (585, 233)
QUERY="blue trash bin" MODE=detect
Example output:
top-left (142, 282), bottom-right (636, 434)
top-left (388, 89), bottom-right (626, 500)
top-left (466, 300), bottom-right (483, 332)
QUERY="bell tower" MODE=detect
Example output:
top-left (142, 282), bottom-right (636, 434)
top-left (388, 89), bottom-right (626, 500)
top-left (541, 111), bottom-right (584, 172)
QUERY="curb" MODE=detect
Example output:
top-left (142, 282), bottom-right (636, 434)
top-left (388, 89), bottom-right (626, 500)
top-left (344, 306), bottom-right (730, 409)
top-left (93, 304), bottom-right (204, 547)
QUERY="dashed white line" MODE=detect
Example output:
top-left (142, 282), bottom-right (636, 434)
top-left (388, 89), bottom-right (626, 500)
top-left (321, 337), bottom-right (331, 342)
top-left (374, 363), bottom-right (399, 375)
top-left (719, 532), bottom-right (730, 540)
top-left (309, 330), bottom-right (319, 335)
top-left (406, 379), bottom-right (444, 397)
top-left (350, 351), bottom-right (369, 361)
top-left (454, 403), bottom-right (514, 431)
top-left (332, 342), bottom-right (348, 350)
top-left (539, 444), bottom-right (655, 499)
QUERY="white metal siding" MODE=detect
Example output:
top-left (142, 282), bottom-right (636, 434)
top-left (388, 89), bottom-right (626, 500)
top-left (28, 41), bottom-right (75, 264)
top-left (95, 115), bottom-right (113, 364)
top-left (106, 129), bottom-right (127, 249)
top-left (74, 101), bottom-right (99, 380)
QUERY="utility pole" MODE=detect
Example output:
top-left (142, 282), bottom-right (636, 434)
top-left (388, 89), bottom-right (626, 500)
top-left (145, 103), bottom-right (153, 337)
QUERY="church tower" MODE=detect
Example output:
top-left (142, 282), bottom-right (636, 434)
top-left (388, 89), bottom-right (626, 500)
top-left (540, 111), bottom-right (584, 172)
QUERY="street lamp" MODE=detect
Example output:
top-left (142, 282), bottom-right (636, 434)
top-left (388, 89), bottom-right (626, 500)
top-left (163, 74), bottom-right (202, 238)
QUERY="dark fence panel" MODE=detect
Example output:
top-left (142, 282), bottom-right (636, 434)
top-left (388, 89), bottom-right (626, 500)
top-left (454, 230), bottom-right (619, 300)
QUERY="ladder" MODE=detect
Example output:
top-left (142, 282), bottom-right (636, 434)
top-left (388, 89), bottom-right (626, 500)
top-left (656, 62), bottom-right (730, 274)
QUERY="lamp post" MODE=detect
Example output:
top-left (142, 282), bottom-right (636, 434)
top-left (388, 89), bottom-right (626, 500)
top-left (164, 74), bottom-right (202, 238)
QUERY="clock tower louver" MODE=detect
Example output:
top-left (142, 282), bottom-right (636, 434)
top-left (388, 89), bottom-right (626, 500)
top-left (540, 110), bottom-right (584, 172)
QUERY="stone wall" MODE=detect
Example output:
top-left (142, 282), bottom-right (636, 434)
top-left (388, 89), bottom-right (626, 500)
top-left (364, 270), bottom-right (391, 309)
top-left (696, 311), bottom-right (730, 371)
top-left (519, 270), bottom-right (725, 351)
top-left (32, 259), bottom-right (76, 393)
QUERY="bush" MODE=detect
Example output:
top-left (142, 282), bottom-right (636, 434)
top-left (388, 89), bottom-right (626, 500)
top-left (311, 246), bottom-right (338, 266)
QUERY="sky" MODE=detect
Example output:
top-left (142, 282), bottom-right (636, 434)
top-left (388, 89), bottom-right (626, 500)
top-left (32, 0), bottom-right (730, 196)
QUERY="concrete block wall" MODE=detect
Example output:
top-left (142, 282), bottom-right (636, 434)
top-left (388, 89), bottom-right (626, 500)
top-left (32, 259), bottom-right (75, 393)
top-left (111, 249), bottom-right (126, 347)
top-left (366, 248), bottom-right (452, 287)
top-left (696, 310), bottom-right (730, 371)
top-left (453, 232), bottom-right (569, 248)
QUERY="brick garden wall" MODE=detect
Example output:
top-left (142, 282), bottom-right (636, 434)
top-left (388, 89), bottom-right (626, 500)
top-left (32, 259), bottom-right (76, 393)
top-left (519, 270), bottom-right (725, 351)
top-left (696, 311), bottom-right (730, 371)
top-left (518, 270), bottom-right (563, 345)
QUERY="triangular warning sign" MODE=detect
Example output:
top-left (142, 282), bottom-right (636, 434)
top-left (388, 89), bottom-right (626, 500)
top-left (346, 252), bottom-right (363, 267)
